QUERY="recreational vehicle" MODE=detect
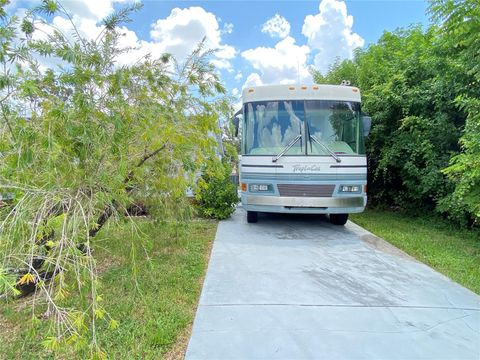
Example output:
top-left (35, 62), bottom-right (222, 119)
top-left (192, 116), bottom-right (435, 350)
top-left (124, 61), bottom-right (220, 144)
top-left (234, 84), bottom-right (371, 224)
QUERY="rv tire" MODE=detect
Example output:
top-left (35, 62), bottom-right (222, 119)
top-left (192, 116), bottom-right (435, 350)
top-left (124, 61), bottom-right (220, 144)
top-left (330, 213), bottom-right (348, 225)
top-left (247, 211), bottom-right (258, 223)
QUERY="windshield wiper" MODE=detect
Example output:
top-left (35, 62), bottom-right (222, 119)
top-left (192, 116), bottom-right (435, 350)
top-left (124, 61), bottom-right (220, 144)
top-left (272, 134), bottom-right (302, 163)
top-left (309, 135), bottom-right (341, 163)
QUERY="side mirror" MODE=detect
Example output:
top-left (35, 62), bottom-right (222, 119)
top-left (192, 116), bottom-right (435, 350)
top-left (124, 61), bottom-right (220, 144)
top-left (361, 116), bottom-right (372, 137)
top-left (232, 108), bottom-right (242, 137)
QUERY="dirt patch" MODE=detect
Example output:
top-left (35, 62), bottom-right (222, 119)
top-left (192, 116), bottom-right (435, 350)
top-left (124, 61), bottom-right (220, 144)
top-left (361, 234), bottom-right (418, 262)
top-left (96, 255), bottom-right (122, 274)
top-left (154, 247), bottom-right (188, 256)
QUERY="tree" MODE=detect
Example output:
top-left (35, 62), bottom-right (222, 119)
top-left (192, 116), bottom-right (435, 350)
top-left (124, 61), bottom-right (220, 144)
top-left (312, 22), bottom-right (475, 222)
top-left (0, 0), bottom-right (229, 355)
top-left (430, 0), bottom-right (480, 224)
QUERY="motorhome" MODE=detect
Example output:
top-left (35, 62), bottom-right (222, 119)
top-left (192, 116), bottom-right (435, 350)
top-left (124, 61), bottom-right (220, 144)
top-left (234, 84), bottom-right (371, 224)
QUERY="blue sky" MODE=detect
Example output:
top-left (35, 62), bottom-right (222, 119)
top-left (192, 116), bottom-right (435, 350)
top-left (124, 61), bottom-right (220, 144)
top-left (9, 0), bottom-right (429, 98)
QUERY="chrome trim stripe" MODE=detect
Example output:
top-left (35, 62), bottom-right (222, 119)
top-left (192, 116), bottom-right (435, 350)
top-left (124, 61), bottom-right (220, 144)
top-left (246, 195), bottom-right (365, 208)
top-left (241, 155), bottom-right (366, 158)
top-left (240, 173), bottom-right (367, 181)
top-left (330, 165), bottom-right (367, 168)
top-left (241, 164), bottom-right (283, 168)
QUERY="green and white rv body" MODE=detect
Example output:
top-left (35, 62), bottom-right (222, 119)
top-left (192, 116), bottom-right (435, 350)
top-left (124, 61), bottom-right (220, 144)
top-left (238, 84), bottom-right (371, 224)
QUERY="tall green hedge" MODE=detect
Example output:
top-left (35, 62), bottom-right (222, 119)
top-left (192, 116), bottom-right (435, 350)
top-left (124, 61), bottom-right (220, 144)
top-left (313, 0), bottom-right (479, 226)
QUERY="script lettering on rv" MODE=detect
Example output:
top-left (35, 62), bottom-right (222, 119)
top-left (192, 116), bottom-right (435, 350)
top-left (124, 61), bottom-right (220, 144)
top-left (292, 164), bottom-right (323, 173)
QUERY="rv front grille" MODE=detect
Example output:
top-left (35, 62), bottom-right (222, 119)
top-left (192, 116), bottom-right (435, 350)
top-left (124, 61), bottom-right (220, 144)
top-left (277, 184), bottom-right (335, 197)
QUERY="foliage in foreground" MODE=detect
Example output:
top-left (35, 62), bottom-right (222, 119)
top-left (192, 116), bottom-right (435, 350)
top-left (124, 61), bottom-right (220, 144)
top-left (0, 0), bottom-right (230, 356)
top-left (0, 218), bottom-right (217, 359)
top-left (314, 0), bottom-right (480, 226)
top-left (351, 209), bottom-right (480, 295)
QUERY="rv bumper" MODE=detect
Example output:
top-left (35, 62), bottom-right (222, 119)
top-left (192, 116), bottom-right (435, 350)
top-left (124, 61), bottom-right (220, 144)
top-left (242, 194), bottom-right (366, 214)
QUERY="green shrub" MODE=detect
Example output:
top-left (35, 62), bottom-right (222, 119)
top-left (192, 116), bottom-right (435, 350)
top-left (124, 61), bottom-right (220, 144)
top-left (195, 160), bottom-right (239, 220)
top-left (312, 22), bottom-right (479, 226)
top-left (436, 191), bottom-right (477, 228)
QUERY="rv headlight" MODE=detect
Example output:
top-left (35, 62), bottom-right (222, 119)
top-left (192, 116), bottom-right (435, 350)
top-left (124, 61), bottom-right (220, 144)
top-left (249, 184), bottom-right (271, 192)
top-left (340, 185), bottom-right (360, 193)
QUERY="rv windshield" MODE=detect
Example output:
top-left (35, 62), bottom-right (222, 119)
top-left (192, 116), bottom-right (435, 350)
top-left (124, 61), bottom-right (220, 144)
top-left (243, 100), bottom-right (365, 156)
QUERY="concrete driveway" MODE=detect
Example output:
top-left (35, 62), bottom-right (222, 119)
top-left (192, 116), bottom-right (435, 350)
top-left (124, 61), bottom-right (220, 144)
top-left (186, 208), bottom-right (480, 359)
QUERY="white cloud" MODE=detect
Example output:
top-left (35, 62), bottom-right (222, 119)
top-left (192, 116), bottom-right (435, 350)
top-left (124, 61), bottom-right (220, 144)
top-left (114, 28), bottom-right (163, 66)
top-left (41, 13), bottom-right (152, 68)
top-left (26, 3), bottom-right (237, 69)
top-left (261, 14), bottom-right (290, 39)
top-left (81, 6), bottom-right (238, 68)
top-left (241, 36), bottom-right (311, 85)
top-left (222, 22), bottom-right (234, 35)
top-left (243, 73), bottom-right (263, 88)
top-left (234, 71), bottom-right (243, 82)
top-left (231, 87), bottom-right (239, 96)
top-left (61, 0), bottom-right (130, 21)
top-left (30, 1), bottom-right (114, 43)
top-left (150, 7), bottom-right (236, 68)
top-left (47, 14), bottom-right (108, 43)
top-left (302, 0), bottom-right (364, 73)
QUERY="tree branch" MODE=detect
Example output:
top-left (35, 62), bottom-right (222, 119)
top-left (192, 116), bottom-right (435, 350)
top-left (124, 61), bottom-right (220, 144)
top-left (135, 144), bottom-right (166, 169)
top-left (89, 144), bottom-right (167, 237)
top-left (4, 144), bottom-right (169, 298)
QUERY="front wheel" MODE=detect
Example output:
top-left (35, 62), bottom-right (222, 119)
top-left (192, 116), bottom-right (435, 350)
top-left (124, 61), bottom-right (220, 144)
top-left (247, 211), bottom-right (258, 223)
top-left (330, 213), bottom-right (348, 225)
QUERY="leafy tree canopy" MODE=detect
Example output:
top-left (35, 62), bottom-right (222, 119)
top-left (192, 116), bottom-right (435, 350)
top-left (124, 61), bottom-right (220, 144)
top-left (312, 0), bottom-right (479, 225)
top-left (0, 0), bottom-right (232, 355)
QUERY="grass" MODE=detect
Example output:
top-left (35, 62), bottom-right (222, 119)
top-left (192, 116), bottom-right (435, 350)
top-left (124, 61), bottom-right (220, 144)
top-left (351, 209), bottom-right (480, 294)
top-left (0, 218), bottom-right (217, 359)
